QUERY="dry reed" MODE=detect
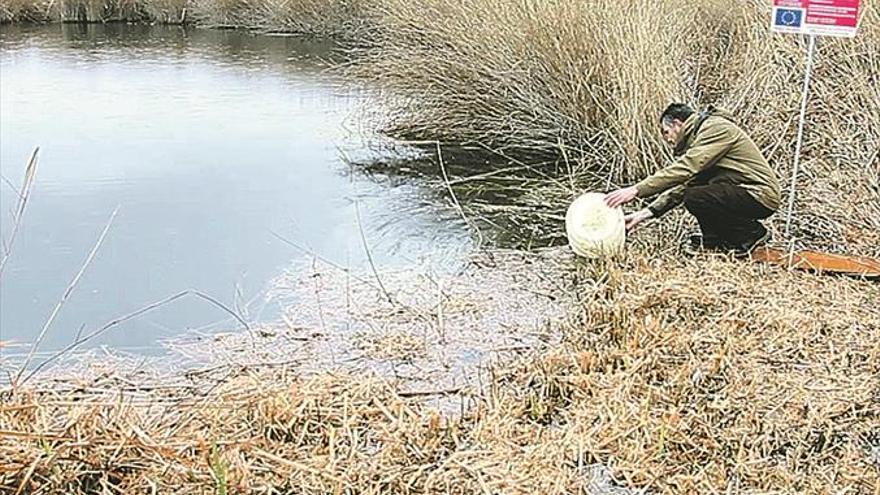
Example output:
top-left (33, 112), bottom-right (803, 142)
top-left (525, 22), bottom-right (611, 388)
top-left (346, 0), bottom-right (880, 257)
top-left (2, 245), bottom-right (877, 494)
top-left (0, 0), bottom-right (365, 36)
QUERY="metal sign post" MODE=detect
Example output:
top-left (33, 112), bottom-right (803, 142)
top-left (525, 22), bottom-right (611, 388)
top-left (770, 0), bottom-right (861, 240)
top-left (783, 34), bottom-right (816, 239)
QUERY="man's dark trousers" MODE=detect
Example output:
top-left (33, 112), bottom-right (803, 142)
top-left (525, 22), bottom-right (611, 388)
top-left (683, 184), bottom-right (774, 249)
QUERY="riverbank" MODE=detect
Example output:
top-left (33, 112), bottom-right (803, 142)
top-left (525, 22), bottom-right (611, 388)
top-left (3, 244), bottom-right (878, 494)
top-left (0, 0), bottom-right (365, 36)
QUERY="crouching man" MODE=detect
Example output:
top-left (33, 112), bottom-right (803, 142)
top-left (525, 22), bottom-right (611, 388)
top-left (605, 103), bottom-right (781, 255)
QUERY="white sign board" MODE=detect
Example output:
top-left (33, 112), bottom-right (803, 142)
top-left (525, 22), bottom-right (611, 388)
top-left (771, 0), bottom-right (861, 38)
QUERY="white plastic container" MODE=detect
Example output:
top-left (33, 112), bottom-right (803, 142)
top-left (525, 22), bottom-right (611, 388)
top-left (565, 192), bottom-right (626, 259)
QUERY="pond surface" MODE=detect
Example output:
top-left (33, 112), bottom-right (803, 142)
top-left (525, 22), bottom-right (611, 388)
top-left (0, 24), bottom-right (472, 356)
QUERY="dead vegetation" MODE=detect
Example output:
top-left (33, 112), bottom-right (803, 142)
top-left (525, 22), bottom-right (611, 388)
top-left (2, 245), bottom-right (878, 494)
top-left (346, 0), bottom-right (880, 257)
top-left (0, 0), bottom-right (365, 36)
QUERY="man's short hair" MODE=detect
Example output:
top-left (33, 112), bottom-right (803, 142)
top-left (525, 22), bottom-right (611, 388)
top-left (660, 103), bottom-right (695, 126)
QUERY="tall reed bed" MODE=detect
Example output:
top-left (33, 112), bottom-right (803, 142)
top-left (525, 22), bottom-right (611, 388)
top-left (351, 0), bottom-right (684, 180)
top-left (193, 0), bottom-right (365, 35)
top-left (347, 0), bottom-right (879, 254)
top-left (0, 0), bottom-right (185, 23)
top-left (0, 0), bottom-right (365, 35)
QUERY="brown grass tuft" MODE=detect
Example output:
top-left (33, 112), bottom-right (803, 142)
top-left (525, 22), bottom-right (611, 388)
top-left (2, 246), bottom-right (877, 494)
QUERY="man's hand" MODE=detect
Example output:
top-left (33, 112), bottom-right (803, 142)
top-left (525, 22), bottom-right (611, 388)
top-left (624, 208), bottom-right (653, 231)
top-left (605, 186), bottom-right (639, 208)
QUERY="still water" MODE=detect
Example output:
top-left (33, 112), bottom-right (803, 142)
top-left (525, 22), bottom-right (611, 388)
top-left (0, 24), bottom-right (471, 355)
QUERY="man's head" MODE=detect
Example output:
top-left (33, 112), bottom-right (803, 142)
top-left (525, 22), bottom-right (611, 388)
top-left (659, 103), bottom-right (695, 146)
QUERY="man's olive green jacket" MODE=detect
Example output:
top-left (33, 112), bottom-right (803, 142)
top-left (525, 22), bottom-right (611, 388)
top-left (635, 107), bottom-right (781, 217)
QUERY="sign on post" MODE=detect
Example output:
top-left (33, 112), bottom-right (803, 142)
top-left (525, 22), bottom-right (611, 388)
top-left (770, 0), bottom-right (861, 242)
top-left (771, 1), bottom-right (861, 38)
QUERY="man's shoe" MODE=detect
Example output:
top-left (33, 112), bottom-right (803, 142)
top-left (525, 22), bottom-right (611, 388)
top-left (732, 227), bottom-right (771, 257)
top-left (684, 233), bottom-right (726, 256)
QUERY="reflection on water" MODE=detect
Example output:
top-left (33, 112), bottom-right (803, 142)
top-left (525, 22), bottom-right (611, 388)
top-left (0, 24), bottom-right (471, 355)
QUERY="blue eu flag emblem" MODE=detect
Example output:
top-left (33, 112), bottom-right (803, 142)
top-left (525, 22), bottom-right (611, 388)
top-left (775, 8), bottom-right (803, 27)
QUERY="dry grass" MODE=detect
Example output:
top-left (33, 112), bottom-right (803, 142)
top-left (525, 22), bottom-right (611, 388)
top-left (185, 0), bottom-right (366, 35)
top-left (2, 245), bottom-right (878, 494)
top-left (0, 0), bottom-right (364, 35)
top-left (350, 0), bottom-right (683, 179)
top-left (0, 0), bottom-right (187, 23)
top-left (0, 0), bottom-right (43, 21)
top-left (525, 248), bottom-right (880, 493)
top-left (347, 0), bottom-right (880, 256)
